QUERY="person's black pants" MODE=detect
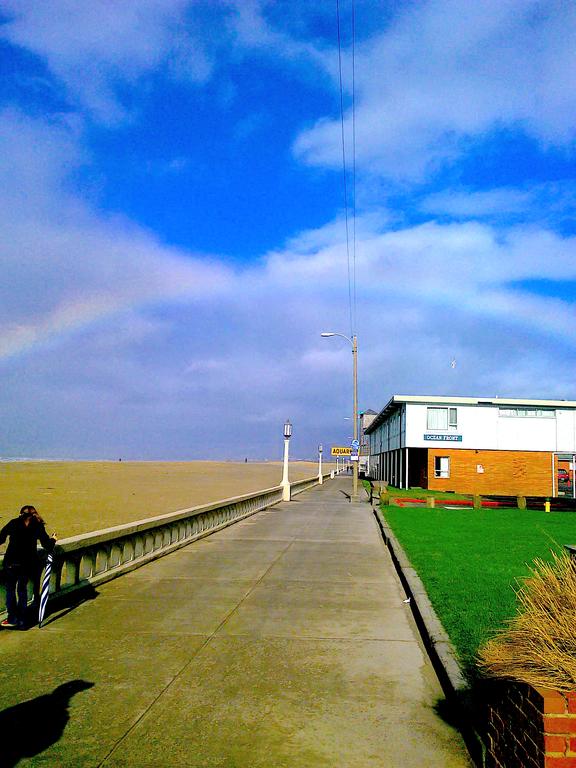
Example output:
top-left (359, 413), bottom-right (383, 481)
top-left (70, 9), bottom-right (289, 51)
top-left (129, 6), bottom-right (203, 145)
top-left (4, 564), bottom-right (38, 627)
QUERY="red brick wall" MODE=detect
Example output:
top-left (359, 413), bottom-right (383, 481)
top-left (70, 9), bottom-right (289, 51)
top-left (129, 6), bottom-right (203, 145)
top-left (486, 683), bottom-right (576, 767)
top-left (427, 449), bottom-right (554, 496)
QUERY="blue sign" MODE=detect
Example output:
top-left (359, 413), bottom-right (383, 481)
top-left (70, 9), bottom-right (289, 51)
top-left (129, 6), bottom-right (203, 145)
top-left (351, 439), bottom-right (360, 449)
top-left (424, 434), bottom-right (462, 442)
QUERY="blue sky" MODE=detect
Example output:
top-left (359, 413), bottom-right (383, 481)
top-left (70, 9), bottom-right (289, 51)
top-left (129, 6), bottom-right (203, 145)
top-left (1, 0), bottom-right (576, 460)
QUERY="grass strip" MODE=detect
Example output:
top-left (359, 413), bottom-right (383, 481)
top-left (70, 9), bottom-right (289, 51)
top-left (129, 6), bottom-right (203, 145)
top-left (383, 503), bottom-right (576, 680)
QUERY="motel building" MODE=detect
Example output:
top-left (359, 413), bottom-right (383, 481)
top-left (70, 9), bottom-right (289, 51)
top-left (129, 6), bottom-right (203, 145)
top-left (364, 395), bottom-right (576, 497)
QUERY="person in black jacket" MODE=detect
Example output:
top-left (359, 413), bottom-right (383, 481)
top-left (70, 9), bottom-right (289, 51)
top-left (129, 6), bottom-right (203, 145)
top-left (0, 505), bottom-right (56, 629)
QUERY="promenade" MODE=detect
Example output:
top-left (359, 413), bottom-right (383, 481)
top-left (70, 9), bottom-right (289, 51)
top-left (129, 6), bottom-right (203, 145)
top-left (0, 477), bottom-right (471, 767)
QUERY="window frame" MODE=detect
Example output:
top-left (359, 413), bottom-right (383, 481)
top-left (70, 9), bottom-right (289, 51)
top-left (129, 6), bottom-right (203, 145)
top-left (427, 407), bottom-right (458, 431)
top-left (499, 407), bottom-right (555, 419)
top-left (434, 456), bottom-right (450, 479)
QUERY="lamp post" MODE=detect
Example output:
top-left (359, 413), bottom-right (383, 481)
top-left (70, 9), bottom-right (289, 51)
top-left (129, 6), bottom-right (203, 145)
top-left (281, 419), bottom-right (292, 501)
top-left (321, 332), bottom-right (358, 498)
top-left (318, 443), bottom-right (323, 484)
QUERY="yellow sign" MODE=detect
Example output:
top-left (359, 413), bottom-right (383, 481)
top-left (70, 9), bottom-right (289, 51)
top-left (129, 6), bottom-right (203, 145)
top-left (331, 446), bottom-right (351, 456)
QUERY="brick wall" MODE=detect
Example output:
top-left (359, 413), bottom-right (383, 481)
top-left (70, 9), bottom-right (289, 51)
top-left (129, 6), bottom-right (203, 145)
top-left (427, 449), bottom-right (554, 496)
top-left (486, 683), bottom-right (576, 768)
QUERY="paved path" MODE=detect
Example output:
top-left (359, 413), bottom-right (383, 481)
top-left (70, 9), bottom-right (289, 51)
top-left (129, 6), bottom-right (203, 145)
top-left (0, 478), bottom-right (471, 767)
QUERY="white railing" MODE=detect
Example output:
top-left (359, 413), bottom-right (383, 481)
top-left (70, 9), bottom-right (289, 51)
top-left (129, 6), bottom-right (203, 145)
top-left (0, 474), bottom-right (329, 616)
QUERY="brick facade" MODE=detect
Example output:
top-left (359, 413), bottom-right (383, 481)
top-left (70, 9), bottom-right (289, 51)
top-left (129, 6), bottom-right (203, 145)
top-left (486, 683), bottom-right (576, 768)
top-left (427, 449), bottom-right (554, 496)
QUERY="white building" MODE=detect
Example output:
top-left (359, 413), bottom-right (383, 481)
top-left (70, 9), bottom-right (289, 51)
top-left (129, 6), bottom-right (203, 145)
top-left (365, 395), bottom-right (576, 496)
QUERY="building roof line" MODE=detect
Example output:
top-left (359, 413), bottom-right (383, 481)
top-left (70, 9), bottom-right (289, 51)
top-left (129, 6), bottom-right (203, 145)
top-left (364, 394), bottom-right (576, 434)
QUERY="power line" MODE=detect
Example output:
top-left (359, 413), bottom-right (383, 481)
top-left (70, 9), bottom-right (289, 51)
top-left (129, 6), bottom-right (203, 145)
top-left (336, 0), bottom-right (353, 338)
top-left (352, 0), bottom-right (357, 335)
top-left (335, 0), bottom-right (357, 338)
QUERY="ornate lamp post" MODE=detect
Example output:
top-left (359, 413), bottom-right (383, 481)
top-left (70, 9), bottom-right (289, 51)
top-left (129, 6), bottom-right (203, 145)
top-left (318, 443), bottom-right (323, 484)
top-left (281, 419), bottom-right (292, 501)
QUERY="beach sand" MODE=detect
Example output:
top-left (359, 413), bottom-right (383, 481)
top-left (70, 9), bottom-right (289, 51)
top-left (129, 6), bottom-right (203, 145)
top-left (0, 461), bottom-right (334, 539)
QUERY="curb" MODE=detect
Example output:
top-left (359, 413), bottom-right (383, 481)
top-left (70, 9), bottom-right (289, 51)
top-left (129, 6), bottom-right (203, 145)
top-left (373, 506), bottom-right (467, 697)
top-left (372, 505), bottom-right (485, 767)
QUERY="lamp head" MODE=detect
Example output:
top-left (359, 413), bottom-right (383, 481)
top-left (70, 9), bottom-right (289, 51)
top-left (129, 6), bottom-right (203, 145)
top-left (283, 420), bottom-right (292, 439)
top-left (318, 444), bottom-right (323, 454)
top-left (320, 332), bottom-right (335, 337)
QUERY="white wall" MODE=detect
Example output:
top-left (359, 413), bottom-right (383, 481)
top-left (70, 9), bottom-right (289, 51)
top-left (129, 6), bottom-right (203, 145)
top-left (557, 410), bottom-right (576, 452)
top-left (405, 403), bottom-right (499, 449)
top-left (496, 415), bottom-right (557, 451)
top-left (398, 403), bottom-right (576, 452)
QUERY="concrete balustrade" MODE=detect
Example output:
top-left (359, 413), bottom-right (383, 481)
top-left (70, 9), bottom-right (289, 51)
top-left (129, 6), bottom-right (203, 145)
top-left (0, 474), bottom-right (328, 617)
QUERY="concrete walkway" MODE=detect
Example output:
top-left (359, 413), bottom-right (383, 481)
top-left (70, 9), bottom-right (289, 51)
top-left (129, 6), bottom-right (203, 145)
top-left (0, 478), bottom-right (472, 767)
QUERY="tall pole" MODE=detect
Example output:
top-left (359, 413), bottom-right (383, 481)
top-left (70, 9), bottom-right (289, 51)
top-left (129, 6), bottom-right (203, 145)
top-left (282, 420), bottom-right (292, 501)
top-left (352, 334), bottom-right (358, 498)
top-left (320, 331), bottom-right (360, 497)
top-left (282, 436), bottom-right (290, 500)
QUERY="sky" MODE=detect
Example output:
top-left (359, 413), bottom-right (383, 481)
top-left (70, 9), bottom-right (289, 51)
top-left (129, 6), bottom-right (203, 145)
top-left (1, 0), bottom-right (576, 461)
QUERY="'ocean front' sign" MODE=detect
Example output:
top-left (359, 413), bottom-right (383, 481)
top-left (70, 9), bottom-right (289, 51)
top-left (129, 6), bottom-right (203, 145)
top-left (424, 434), bottom-right (462, 442)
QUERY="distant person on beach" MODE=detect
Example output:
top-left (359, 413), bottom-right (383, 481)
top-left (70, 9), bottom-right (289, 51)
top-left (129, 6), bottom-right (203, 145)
top-left (0, 505), bottom-right (56, 629)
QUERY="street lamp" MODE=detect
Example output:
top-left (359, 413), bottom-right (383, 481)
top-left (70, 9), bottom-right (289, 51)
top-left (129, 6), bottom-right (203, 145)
top-left (318, 443), bottom-right (323, 485)
top-left (320, 331), bottom-right (359, 498)
top-left (281, 419), bottom-right (292, 501)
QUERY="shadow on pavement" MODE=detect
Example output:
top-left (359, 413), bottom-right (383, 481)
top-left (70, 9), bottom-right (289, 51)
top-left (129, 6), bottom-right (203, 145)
top-left (434, 678), bottom-right (498, 768)
top-left (434, 695), bottom-right (463, 729)
top-left (0, 679), bottom-right (95, 767)
top-left (39, 583), bottom-right (99, 628)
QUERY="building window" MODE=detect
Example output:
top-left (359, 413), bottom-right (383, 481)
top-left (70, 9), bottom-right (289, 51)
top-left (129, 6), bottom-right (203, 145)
top-left (499, 408), bottom-right (555, 418)
top-left (427, 407), bottom-right (457, 430)
top-left (434, 456), bottom-right (450, 478)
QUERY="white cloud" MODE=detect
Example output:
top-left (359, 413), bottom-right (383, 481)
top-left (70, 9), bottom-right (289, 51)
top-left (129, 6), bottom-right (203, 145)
top-left (421, 188), bottom-right (532, 217)
top-left (0, 0), bottom-right (216, 120)
top-left (225, 0), bottom-right (329, 68)
top-left (0, 0), bottom-right (329, 124)
top-left (3, 164), bottom-right (576, 456)
top-left (0, 110), bottom-right (233, 359)
top-left (2, 1), bottom-right (576, 458)
top-left (419, 183), bottom-right (576, 228)
top-left (6, 0), bottom-right (576, 183)
top-left (1, 107), bottom-right (575, 459)
top-left (295, 0), bottom-right (576, 179)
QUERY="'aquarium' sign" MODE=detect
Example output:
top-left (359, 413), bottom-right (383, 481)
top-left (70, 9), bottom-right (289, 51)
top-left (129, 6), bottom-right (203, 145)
top-left (331, 446), bottom-right (352, 456)
top-left (424, 434), bottom-right (462, 442)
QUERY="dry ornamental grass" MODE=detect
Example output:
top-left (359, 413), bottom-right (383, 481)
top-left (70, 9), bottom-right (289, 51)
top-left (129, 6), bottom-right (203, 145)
top-left (478, 550), bottom-right (576, 692)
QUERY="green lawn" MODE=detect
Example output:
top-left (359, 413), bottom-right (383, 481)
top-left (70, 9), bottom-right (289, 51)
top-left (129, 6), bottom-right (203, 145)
top-left (381, 503), bottom-right (576, 680)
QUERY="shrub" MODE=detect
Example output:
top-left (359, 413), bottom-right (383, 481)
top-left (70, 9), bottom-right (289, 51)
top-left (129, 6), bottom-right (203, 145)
top-left (478, 551), bottom-right (576, 691)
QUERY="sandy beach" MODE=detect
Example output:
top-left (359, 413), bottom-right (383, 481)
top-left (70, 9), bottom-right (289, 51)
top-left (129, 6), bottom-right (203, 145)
top-left (0, 461), bottom-right (334, 539)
